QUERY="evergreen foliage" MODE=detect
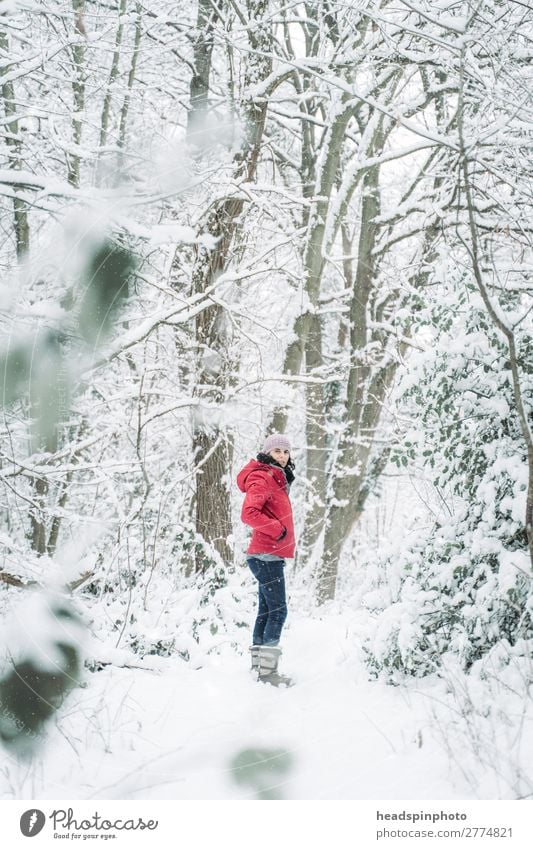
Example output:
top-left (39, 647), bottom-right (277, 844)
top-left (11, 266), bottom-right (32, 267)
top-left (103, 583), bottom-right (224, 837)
top-left (363, 279), bottom-right (532, 679)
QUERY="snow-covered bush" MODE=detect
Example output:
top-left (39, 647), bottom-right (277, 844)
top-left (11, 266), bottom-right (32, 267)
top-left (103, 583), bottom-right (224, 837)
top-left (426, 645), bottom-right (533, 798)
top-left (80, 524), bottom-right (252, 665)
top-left (363, 280), bottom-right (532, 679)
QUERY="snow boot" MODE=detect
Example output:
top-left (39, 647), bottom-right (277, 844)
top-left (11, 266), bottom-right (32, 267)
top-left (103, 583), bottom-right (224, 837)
top-left (257, 645), bottom-right (293, 688)
top-left (249, 645), bottom-right (260, 672)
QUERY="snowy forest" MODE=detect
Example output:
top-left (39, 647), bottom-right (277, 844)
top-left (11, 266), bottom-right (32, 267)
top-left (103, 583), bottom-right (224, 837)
top-left (0, 0), bottom-right (531, 800)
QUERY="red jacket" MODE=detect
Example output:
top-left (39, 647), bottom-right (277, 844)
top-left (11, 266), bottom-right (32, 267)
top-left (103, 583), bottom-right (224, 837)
top-left (237, 459), bottom-right (296, 558)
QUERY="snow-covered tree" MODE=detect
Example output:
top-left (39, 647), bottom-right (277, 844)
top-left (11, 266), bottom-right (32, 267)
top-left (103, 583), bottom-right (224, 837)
top-left (363, 0), bottom-right (532, 675)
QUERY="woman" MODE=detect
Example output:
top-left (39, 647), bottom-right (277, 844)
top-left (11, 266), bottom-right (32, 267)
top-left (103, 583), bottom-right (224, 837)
top-left (236, 433), bottom-right (295, 687)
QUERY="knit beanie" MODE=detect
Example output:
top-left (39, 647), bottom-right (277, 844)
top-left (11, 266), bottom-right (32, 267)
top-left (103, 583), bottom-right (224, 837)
top-left (262, 433), bottom-right (291, 454)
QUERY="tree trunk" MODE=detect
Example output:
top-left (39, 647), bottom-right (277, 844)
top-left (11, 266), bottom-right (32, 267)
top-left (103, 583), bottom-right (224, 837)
top-left (68, 0), bottom-right (86, 187)
top-left (187, 0), bottom-right (219, 143)
top-left (117, 3), bottom-right (142, 171)
top-left (189, 0), bottom-right (272, 572)
top-left (317, 162), bottom-right (381, 601)
top-left (0, 29), bottom-right (29, 258)
top-left (98, 0), bottom-right (127, 153)
top-left (272, 97), bottom-right (356, 571)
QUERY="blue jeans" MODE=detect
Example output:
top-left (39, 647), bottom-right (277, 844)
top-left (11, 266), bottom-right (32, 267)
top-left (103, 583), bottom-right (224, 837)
top-left (247, 557), bottom-right (288, 646)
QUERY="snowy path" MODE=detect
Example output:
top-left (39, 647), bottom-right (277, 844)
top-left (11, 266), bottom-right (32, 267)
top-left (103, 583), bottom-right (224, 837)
top-left (1, 614), bottom-right (477, 800)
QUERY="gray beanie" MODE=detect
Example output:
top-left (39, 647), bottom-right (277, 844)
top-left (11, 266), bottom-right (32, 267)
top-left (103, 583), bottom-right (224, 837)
top-left (262, 433), bottom-right (291, 454)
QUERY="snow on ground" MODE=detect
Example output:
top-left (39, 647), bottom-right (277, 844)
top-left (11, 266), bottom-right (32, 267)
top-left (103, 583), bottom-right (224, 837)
top-left (2, 474), bottom-right (529, 801)
top-left (0, 611), bottom-right (496, 801)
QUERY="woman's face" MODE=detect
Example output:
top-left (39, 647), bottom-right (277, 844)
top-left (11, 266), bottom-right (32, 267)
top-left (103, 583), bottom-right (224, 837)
top-left (269, 447), bottom-right (290, 467)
